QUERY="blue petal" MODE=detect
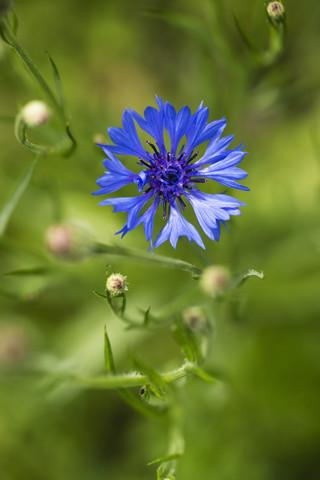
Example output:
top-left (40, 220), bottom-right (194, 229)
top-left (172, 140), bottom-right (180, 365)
top-left (133, 196), bottom-right (159, 242)
top-left (164, 103), bottom-right (191, 156)
top-left (184, 106), bottom-right (209, 156)
top-left (154, 202), bottom-right (205, 249)
top-left (107, 110), bottom-right (150, 159)
top-left (185, 191), bottom-right (246, 241)
top-left (155, 95), bottom-right (163, 109)
top-left (99, 192), bottom-right (152, 230)
top-left (93, 146), bottom-right (141, 195)
top-left (130, 102), bottom-right (165, 155)
top-left (93, 175), bottom-right (136, 195)
top-left (194, 133), bottom-right (236, 168)
top-left (196, 151), bottom-right (249, 190)
top-left (194, 118), bottom-right (226, 149)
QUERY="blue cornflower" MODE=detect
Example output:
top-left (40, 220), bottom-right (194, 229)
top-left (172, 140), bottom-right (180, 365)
top-left (93, 96), bottom-right (248, 249)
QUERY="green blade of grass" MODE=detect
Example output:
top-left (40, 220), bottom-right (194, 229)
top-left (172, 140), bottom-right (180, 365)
top-left (0, 157), bottom-right (38, 236)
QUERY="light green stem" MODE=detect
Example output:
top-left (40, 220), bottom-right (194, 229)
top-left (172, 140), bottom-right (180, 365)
top-left (0, 19), bottom-right (64, 122)
top-left (72, 363), bottom-right (219, 390)
top-left (14, 113), bottom-right (74, 155)
top-left (73, 365), bottom-right (189, 390)
top-left (93, 242), bottom-right (202, 278)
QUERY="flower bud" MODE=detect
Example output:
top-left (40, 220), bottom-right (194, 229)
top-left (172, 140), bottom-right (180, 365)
top-left (182, 306), bottom-right (209, 332)
top-left (93, 133), bottom-right (107, 144)
top-left (106, 273), bottom-right (128, 296)
top-left (266, 2), bottom-right (285, 23)
top-left (21, 100), bottom-right (50, 127)
top-left (45, 221), bottom-right (94, 261)
top-left (200, 265), bottom-right (231, 298)
top-left (0, 324), bottom-right (29, 371)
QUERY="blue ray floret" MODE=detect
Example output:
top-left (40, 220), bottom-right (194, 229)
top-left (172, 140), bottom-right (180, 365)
top-left (93, 96), bottom-right (248, 249)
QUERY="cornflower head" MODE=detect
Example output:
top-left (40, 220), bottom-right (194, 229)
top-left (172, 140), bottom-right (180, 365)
top-left (93, 96), bottom-right (248, 250)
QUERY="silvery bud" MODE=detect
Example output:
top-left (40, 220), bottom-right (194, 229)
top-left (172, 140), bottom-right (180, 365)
top-left (266, 2), bottom-right (285, 23)
top-left (45, 221), bottom-right (94, 261)
top-left (182, 306), bottom-right (209, 332)
top-left (106, 273), bottom-right (128, 296)
top-left (200, 265), bottom-right (231, 298)
top-left (21, 100), bottom-right (50, 127)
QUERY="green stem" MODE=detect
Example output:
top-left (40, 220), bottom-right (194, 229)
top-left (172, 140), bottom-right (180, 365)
top-left (14, 113), bottom-right (74, 155)
top-left (93, 242), bottom-right (202, 278)
top-left (0, 19), bottom-right (64, 122)
top-left (72, 363), bottom-right (219, 390)
top-left (72, 365), bottom-right (191, 390)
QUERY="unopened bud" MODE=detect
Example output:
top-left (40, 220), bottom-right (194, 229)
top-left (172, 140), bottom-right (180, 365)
top-left (200, 265), bottom-right (231, 298)
top-left (93, 133), bottom-right (106, 144)
top-left (106, 273), bottom-right (128, 296)
top-left (266, 2), bottom-right (285, 22)
top-left (182, 306), bottom-right (209, 331)
top-left (0, 324), bottom-right (29, 371)
top-left (21, 100), bottom-right (50, 127)
top-left (45, 221), bottom-right (94, 260)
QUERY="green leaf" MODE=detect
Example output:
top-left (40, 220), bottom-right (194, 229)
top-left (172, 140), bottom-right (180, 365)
top-left (3, 267), bottom-right (50, 276)
top-left (171, 323), bottom-right (204, 364)
top-left (117, 388), bottom-right (167, 419)
top-left (142, 306), bottom-right (151, 326)
top-left (104, 326), bottom-right (115, 374)
top-left (64, 119), bottom-right (77, 156)
top-left (144, 8), bottom-right (214, 58)
top-left (0, 157), bottom-right (38, 236)
top-left (92, 289), bottom-right (107, 300)
top-left (46, 51), bottom-right (65, 114)
top-left (148, 453), bottom-right (182, 466)
top-left (131, 355), bottom-right (166, 398)
top-left (0, 19), bottom-right (64, 122)
top-left (231, 269), bottom-right (264, 289)
top-left (186, 365), bottom-right (219, 385)
top-left (234, 14), bottom-right (258, 53)
top-left (106, 291), bottom-right (127, 318)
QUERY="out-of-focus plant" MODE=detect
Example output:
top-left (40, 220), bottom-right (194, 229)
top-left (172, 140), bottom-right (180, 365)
top-left (0, 3), bottom-right (266, 480)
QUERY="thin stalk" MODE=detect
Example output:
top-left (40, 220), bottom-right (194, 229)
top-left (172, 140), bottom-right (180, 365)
top-left (0, 19), bottom-right (65, 123)
top-left (93, 242), bottom-right (202, 278)
top-left (72, 365), bottom-right (191, 390)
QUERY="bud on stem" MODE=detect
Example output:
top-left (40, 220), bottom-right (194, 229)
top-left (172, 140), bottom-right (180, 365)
top-left (21, 100), bottom-right (50, 127)
top-left (266, 1), bottom-right (285, 26)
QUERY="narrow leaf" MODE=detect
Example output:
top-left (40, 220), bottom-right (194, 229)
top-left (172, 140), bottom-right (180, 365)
top-left (104, 326), bottom-right (116, 374)
top-left (148, 453), bottom-right (182, 466)
top-left (187, 365), bottom-right (219, 385)
top-left (171, 323), bottom-right (201, 363)
top-left (117, 388), bottom-right (167, 419)
top-left (234, 14), bottom-right (258, 53)
top-left (3, 267), bottom-right (50, 276)
top-left (46, 51), bottom-right (65, 113)
top-left (92, 289), bottom-right (107, 300)
top-left (0, 157), bottom-right (38, 236)
top-left (132, 355), bottom-right (166, 397)
top-left (231, 269), bottom-right (264, 289)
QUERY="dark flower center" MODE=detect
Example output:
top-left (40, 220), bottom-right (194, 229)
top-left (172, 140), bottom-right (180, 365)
top-left (137, 142), bottom-right (207, 219)
top-left (163, 166), bottom-right (181, 186)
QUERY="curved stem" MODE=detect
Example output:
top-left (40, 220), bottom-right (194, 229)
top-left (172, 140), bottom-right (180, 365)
top-left (93, 242), bottom-right (202, 278)
top-left (0, 19), bottom-right (65, 123)
top-left (14, 114), bottom-right (75, 155)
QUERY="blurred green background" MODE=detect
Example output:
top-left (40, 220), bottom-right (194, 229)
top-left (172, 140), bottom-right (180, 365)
top-left (1, 0), bottom-right (320, 479)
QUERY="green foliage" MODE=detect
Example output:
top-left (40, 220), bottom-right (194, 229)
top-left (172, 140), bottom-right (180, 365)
top-left (0, 1), bottom-right (320, 480)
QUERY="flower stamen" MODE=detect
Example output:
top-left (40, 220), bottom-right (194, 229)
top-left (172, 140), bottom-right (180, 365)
top-left (146, 140), bottom-right (160, 158)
